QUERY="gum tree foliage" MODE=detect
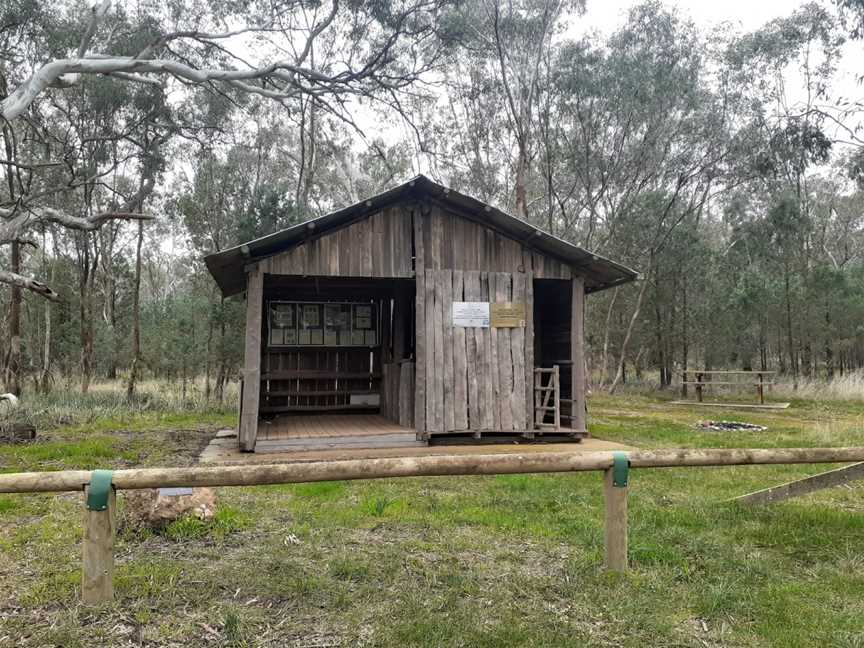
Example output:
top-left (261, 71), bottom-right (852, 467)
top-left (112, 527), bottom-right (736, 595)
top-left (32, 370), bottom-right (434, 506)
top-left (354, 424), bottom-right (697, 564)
top-left (0, 0), bottom-right (450, 393)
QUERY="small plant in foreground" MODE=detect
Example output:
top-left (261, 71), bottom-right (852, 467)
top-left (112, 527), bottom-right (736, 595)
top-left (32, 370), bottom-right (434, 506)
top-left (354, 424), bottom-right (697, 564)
top-left (363, 495), bottom-right (393, 517)
top-left (162, 506), bottom-right (250, 541)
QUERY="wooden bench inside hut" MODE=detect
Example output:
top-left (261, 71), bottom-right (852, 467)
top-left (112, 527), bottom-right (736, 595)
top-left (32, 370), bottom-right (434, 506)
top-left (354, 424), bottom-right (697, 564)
top-left (205, 175), bottom-right (638, 453)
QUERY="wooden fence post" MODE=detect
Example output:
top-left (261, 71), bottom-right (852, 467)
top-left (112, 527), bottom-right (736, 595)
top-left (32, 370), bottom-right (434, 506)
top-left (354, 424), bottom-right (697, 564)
top-left (82, 486), bottom-right (116, 604)
top-left (603, 464), bottom-right (628, 573)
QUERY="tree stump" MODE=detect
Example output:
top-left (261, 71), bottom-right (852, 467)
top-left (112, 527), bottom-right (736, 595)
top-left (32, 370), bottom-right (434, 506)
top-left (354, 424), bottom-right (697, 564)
top-left (0, 423), bottom-right (37, 443)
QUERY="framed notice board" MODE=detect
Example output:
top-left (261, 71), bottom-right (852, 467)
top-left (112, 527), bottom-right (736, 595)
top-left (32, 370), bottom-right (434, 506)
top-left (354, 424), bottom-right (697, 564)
top-left (268, 301), bottom-right (378, 347)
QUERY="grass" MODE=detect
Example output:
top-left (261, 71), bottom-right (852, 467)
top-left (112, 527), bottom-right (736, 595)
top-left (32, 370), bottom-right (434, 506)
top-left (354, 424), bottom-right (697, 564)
top-left (161, 506), bottom-right (251, 541)
top-left (1, 387), bottom-right (864, 646)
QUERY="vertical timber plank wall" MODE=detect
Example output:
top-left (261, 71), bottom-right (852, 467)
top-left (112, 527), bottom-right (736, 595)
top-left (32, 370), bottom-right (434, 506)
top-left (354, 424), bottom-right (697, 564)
top-left (422, 268), bottom-right (530, 434)
top-left (413, 207), bottom-right (427, 437)
top-left (255, 207), bottom-right (413, 278)
top-left (571, 275), bottom-right (587, 434)
top-left (239, 267), bottom-right (263, 451)
top-left (452, 271), bottom-right (469, 431)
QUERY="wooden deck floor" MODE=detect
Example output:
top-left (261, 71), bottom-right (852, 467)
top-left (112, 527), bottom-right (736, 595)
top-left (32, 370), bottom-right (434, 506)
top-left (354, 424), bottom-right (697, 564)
top-left (257, 414), bottom-right (413, 440)
top-left (200, 430), bottom-right (635, 464)
top-left (255, 414), bottom-right (422, 453)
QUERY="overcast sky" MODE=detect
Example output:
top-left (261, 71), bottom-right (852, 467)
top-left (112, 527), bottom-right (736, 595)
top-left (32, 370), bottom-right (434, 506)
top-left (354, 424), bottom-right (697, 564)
top-left (578, 0), bottom-right (796, 32)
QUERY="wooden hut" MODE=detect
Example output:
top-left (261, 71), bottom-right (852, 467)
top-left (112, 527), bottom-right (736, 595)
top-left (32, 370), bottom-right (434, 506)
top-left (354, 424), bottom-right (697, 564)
top-left (205, 175), bottom-right (638, 452)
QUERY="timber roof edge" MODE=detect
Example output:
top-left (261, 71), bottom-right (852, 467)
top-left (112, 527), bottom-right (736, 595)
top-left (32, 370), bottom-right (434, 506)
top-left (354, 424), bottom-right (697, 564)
top-left (204, 174), bottom-right (640, 296)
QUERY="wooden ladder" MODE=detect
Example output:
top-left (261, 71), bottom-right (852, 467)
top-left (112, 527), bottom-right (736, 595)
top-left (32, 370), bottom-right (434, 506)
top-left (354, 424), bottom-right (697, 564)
top-left (534, 366), bottom-right (561, 431)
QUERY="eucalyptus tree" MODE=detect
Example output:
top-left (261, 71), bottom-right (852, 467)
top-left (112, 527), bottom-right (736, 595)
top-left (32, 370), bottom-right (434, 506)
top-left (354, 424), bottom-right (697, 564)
top-left (543, 2), bottom-right (741, 391)
top-left (1, 0), bottom-right (450, 393)
top-left (434, 0), bottom-right (579, 219)
top-left (723, 3), bottom-right (842, 381)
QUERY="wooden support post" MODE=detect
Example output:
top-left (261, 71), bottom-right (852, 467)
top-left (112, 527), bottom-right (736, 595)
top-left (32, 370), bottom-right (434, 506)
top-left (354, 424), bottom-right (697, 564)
top-left (696, 372), bottom-right (703, 403)
top-left (603, 468), bottom-right (628, 573)
top-left (757, 372), bottom-right (765, 405)
top-left (239, 266), bottom-right (263, 452)
top-left (82, 487), bottom-right (116, 604)
top-left (553, 365), bottom-right (561, 431)
top-left (534, 369), bottom-right (542, 427)
top-left (570, 276), bottom-right (587, 434)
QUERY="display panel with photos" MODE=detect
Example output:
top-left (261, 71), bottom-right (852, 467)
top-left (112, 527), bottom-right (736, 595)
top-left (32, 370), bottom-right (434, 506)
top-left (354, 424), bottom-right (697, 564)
top-left (268, 301), bottom-right (377, 347)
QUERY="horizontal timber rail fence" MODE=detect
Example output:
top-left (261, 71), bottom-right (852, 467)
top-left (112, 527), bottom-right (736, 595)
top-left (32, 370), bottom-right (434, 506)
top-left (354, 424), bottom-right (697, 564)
top-left (2, 447), bottom-right (864, 604)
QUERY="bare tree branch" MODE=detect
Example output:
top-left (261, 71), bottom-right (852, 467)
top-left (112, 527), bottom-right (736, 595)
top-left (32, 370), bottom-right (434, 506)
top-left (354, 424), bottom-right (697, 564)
top-left (0, 268), bottom-right (60, 301)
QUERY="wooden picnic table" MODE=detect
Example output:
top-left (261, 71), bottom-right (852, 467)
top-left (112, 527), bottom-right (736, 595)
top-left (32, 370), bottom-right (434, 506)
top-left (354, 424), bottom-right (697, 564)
top-left (681, 370), bottom-right (776, 404)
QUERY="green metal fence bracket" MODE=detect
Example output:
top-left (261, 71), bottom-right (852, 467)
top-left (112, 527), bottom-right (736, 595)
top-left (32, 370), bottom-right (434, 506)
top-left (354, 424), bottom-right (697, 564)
top-left (611, 452), bottom-right (629, 488)
top-left (86, 470), bottom-right (114, 511)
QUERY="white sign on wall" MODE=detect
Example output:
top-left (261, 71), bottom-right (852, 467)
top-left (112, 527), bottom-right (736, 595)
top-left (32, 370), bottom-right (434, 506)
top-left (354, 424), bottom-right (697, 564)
top-left (452, 302), bottom-right (490, 327)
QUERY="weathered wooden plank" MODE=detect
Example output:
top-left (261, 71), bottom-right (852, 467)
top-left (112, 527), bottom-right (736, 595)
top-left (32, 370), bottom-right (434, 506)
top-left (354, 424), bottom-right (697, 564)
top-left (481, 272), bottom-right (495, 430)
top-left (442, 271), bottom-right (455, 432)
top-left (425, 269), bottom-right (437, 433)
top-left (398, 361), bottom-right (415, 428)
top-left (305, 237), bottom-right (318, 274)
top-left (432, 270), bottom-right (446, 433)
top-left (442, 209), bottom-right (455, 269)
top-left (392, 362), bottom-right (401, 421)
top-left (294, 240), bottom-right (307, 274)
top-left (452, 270), bottom-right (469, 431)
top-left (536, 251), bottom-right (547, 278)
top-left (239, 267), bottom-right (263, 451)
top-left (495, 272), bottom-right (514, 431)
top-left (361, 217), bottom-right (373, 276)
top-left (337, 223), bottom-right (350, 275)
top-left (487, 272), bottom-right (501, 431)
top-left (604, 469), bottom-right (628, 572)
top-left (381, 363), bottom-right (392, 420)
top-left (401, 206), bottom-right (413, 275)
top-left (413, 209), bottom-right (427, 436)
top-left (464, 271), bottom-right (482, 431)
top-left (387, 207), bottom-right (398, 277)
top-left (371, 212), bottom-right (383, 277)
top-left (381, 297), bottom-right (392, 364)
top-left (734, 462), bottom-right (864, 505)
top-left (510, 273), bottom-right (527, 432)
top-left (431, 206), bottom-right (444, 271)
top-left (82, 487), bottom-right (116, 604)
top-left (524, 271), bottom-right (535, 430)
top-left (571, 276), bottom-right (587, 434)
top-left (392, 285), bottom-right (406, 361)
top-left (472, 218), bottom-right (484, 272)
top-left (330, 227), bottom-right (340, 275)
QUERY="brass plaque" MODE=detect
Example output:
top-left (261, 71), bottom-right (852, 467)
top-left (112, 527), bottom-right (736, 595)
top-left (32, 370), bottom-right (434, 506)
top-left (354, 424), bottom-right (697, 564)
top-left (490, 302), bottom-right (526, 328)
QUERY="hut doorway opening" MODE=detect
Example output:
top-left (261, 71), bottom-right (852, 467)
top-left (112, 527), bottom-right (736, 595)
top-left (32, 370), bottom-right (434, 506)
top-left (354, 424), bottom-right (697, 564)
top-left (534, 278), bottom-right (577, 431)
top-left (255, 275), bottom-right (418, 452)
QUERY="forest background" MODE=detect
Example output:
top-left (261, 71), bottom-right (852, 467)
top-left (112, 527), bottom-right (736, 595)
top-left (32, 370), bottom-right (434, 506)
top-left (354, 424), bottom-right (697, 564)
top-left (4, 0), bottom-right (864, 402)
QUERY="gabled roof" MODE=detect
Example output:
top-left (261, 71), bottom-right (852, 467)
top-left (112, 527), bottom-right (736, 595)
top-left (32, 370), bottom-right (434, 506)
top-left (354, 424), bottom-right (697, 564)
top-left (204, 174), bottom-right (639, 296)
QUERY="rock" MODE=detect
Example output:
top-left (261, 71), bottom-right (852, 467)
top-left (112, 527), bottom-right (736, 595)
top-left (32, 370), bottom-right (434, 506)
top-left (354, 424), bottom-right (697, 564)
top-left (122, 487), bottom-right (217, 528)
top-left (0, 393), bottom-right (19, 417)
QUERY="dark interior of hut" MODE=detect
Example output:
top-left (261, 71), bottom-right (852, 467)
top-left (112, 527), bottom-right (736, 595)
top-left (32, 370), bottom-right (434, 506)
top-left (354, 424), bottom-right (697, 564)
top-left (533, 279), bottom-right (574, 425)
top-left (258, 275), bottom-right (415, 432)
